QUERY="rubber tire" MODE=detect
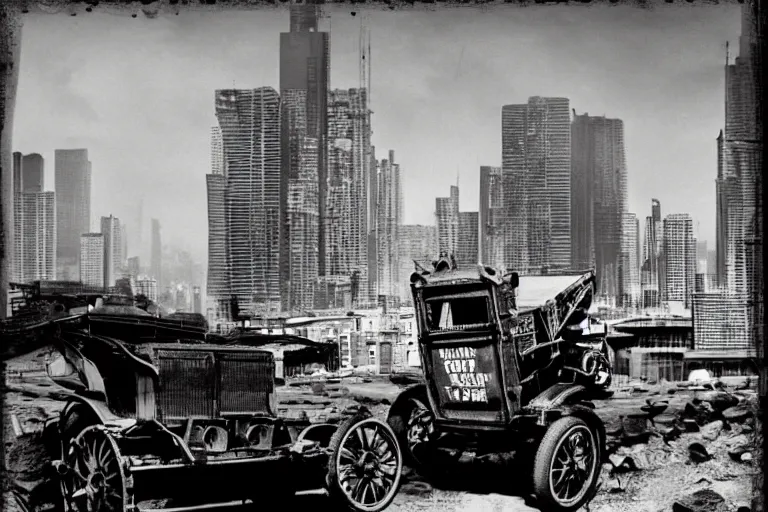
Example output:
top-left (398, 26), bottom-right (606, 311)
top-left (532, 416), bottom-right (601, 512)
top-left (327, 414), bottom-right (403, 512)
top-left (387, 398), bottom-right (446, 478)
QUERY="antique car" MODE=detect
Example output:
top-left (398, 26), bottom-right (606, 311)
top-left (41, 320), bottom-right (403, 512)
top-left (387, 256), bottom-right (611, 512)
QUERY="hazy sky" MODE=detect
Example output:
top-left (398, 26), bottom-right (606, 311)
top-left (13, 2), bottom-right (741, 266)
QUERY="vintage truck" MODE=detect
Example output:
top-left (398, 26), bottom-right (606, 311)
top-left (387, 256), bottom-right (612, 512)
top-left (39, 316), bottom-right (403, 512)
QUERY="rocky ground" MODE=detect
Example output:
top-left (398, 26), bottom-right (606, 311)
top-left (2, 348), bottom-right (761, 512)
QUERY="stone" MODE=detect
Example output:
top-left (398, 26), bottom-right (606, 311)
top-left (701, 420), bottom-right (724, 440)
top-left (672, 489), bottom-right (727, 512)
top-left (688, 442), bottom-right (711, 463)
top-left (609, 454), bottom-right (639, 472)
top-left (697, 391), bottom-right (739, 412)
top-left (740, 452), bottom-right (753, 463)
top-left (684, 419), bottom-right (701, 432)
top-left (653, 413), bottom-right (677, 425)
top-left (685, 401), bottom-right (716, 425)
top-left (723, 405), bottom-right (751, 422)
top-left (606, 477), bottom-right (625, 493)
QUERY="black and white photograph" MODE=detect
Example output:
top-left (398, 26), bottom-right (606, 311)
top-left (0, 0), bottom-right (765, 511)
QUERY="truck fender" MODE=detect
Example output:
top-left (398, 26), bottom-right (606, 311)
top-left (527, 383), bottom-right (587, 410)
top-left (386, 383), bottom-right (429, 434)
top-left (559, 404), bottom-right (607, 462)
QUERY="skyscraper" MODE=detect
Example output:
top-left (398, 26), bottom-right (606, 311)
top-left (374, 150), bottom-right (402, 299)
top-left (457, 212), bottom-right (479, 268)
top-left (55, 149), bottom-right (91, 280)
top-left (280, 3), bottom-right (330, 311)
top-left (80, 233), bottom-right (104, 288)
top-left (100, 215), bottom-right (123, 289)
top-left (398, 224), bottom-right (437, 302)
top-left (150, 218), bottom-right (162, 290)
top-left (571, 112), bottom-right (627, 301)
top-left (619, 213), bottom-right (640, 308)
top-left (663, 214), bottom-right (696, 308)
top-left (13, 153), bottom-right (55, 283)
top-left (324, 88), bottom-right (371, 306)
top-left (479, 166), bottom-right (504, 268)
top-left (435, 185), bottom-right (459, 257)
top-left (502, 97), bottom-right (571, 273)
top-left (214, 88), bottom-right (282, 315)
top-left (641, 199), bottom-right (664, 308)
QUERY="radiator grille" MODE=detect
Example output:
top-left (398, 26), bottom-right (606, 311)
top-left (157, 350), bottom-right (214, 419)
top-left (218, 353), bottom-right (273, 415)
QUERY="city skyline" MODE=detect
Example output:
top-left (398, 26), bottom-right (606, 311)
top-left (12, 4), bottom-right (742, 266)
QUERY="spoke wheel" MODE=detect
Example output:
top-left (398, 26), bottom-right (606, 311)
top-left (532, 417), bottom-right (600, 512)
top-left (61, 426), bottom-right (130, 512)
top-left (327, 415), bottom-right (403, 512)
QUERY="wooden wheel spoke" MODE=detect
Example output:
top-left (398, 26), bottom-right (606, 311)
top-left (355, 427), bottom-right (370, 451)
top-left (379, 450), bottom-right (395, 465)
top-left (340, 447), bottom-right (358, 464)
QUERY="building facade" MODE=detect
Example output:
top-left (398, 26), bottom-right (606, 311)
top-left (619, 212), bottom-right (641, 307)
top-left (398, 224), bottom-right (438, 303)
top-left (215, 88), bottom-right (282, 315)
top-left (100, 215), bottom-right (124, 290)
top-left (641, 199), bottom-right (664, 308)
top-left (55, 149), bottom-right (91, 280)
top-left (79, 233), bottom-right (104, 288)
top-left (325, 88), bottom-right (371, 307)
top-left (435, 185), bottom-right (459, 257)
top-left (502, 97), bottom-right (571, 272)
top-left (17, 192), bottom-right (56, 282)
top-left (479, 165), bottom-right (504, 268)
top-left (374, 151), bottom-right (402, 299)
top-left (135, 276), bottom-right (158, 302)
top-left (457, 211), bottom-right (479, 268)
top-left (571, 112), bottom-right (627, 301)
top-left (663, 214), bottom-right (697, 308)
top-left (150, 218), bottom-right (162, 289)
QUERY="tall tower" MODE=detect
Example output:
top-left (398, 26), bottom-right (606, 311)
top-left (100, 215), bottom-right (123, 289)
top-left (150, 218), bottom-right (162, 291)
top-left (280, 3), bottom-right (330, 312)
top-left (215, 88), bottom-right (282, 316)
top-left (663, 214), bottom-right (696, 309)
top-left (55, 149), bottom-right (91, 280)
top-left (502, 97), bottom-right (571, 273)
top-left (206, 124), bottom-right (229, 318)
top-left (435, 185), bottom-right (459, 257)
top-left (571, 112), bottom-right (627, 301)
top-left (479, 166), bottom-right (504, 268)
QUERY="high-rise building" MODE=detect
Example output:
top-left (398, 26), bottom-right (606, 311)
top-left (79, 233), bottom-right (104, 288)
top-left (150, 218), bottom-right (162, 289)
top-left (13, 153), bottom-right (55, 283)
top-left (280, 3), bottom-right (330, 311)
top-left (435, 186), bottom-right (459, 257)
top-left (619, 213), bottom-right (640, 308)
top-left (214, 88), bottom-right (282, 315)
top-left (692, 292), bottom-right (751, 351)
top-left (663, 214), bottom-right (696, 308)
top-left (100, 215), bottom-right (123, 289)
top-left (55, 149), bottom-right (91, 280)
top-left (135, 276), bottom-right (158, 302)
top-left (398, 224), bottom-right (438, 302)
top-left (324, 88), bottom-right (371, 306)
top-left (479, 166), bottom-right (504, 268)
top-left (571, 112), bottom-right (627, 301)
top-left (502, 97), bottom-right (571, 272)
top-left (127, 256), bottom-right (140, 278)
top-left (193, 285), bottom-right (202, 314)
top-left (457, 211), bottom-right (479, 268)
top-left (374, 150), bottom-right (402, 299)
top-left (641, 199), bottom-right (663, 308)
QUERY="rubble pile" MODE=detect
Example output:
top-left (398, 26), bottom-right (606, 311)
top-left (594, 385), bottom-right (759, 512)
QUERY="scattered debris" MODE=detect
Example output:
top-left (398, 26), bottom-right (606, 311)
top-left (688, 442), bottom-right (711, 463)
top-left (700, 420), bottom-right (724, 441)
top-left (723, 405), bottom-right (751, 423)
top-left (684, 419), bottom-right (701, 433)
top-left (672, 488), bottom-right (726, 512)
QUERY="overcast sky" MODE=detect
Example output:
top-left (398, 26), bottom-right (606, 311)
top-left (13, 2), bottom-right (741, 266)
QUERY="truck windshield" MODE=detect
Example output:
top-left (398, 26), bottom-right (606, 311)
top-left (424, 292), bottom-right (491, 332)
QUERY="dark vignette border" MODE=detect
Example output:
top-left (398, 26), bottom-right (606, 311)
top-left (0, 0), bottom-right (765, 510)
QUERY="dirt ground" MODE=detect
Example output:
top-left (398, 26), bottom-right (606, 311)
top-left (1, 347), bottom-right (759, 512)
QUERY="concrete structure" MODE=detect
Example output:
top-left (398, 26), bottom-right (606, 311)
top-left (398, 225), bottom-right (438, 303)
top-left (373, 151), bottom-right (402, 299)
top-left (479, 165), bottom-right (504, 268)
top-left (663, 214), bottom-right (697, 309)
top-left (609, 317), bottom-right (694, 382)
top-left (214, 88), bottom-right (281, 315)
top-left (193, 285), bottom-right (202, 314)
top-left (280, 4), bottom-right (330, 311)
top-left (100, 215), bottom-right (123, 290)
top-left (571, 112), bottom-right (627, 301)
top-left (55, 149), bottom-right (91, 281)
top-left (79, 233), bottom-right (104, 288)
top-left (502, 97), bottom-right (571, 272)
top-left (325, 88), bottom-right (371, 307)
